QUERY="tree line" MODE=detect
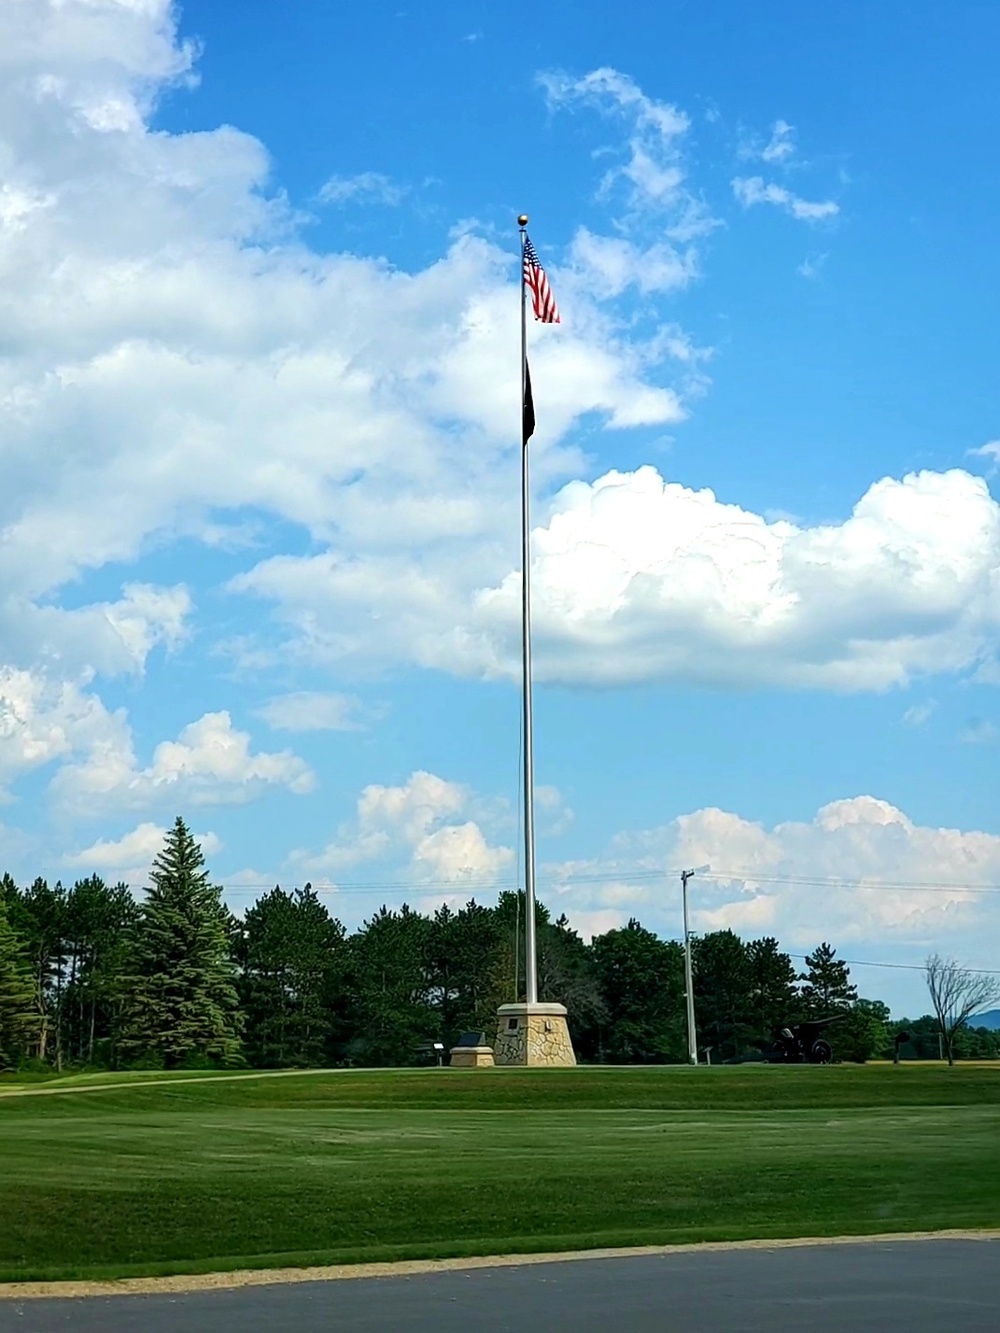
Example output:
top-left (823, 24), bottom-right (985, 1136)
top-left (0, 818), bottom-right (996, 1072)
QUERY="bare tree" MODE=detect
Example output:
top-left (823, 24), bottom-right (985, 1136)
top-left (925, 954), bottom-right (1000, 1066)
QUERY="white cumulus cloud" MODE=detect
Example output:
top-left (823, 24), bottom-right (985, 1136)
top-left (242, 463), bottom-right (1000, 691)
top-left (256, 691), bottom-right (364, 732)
top-left (540, 66), bottom-right (715, 240)
top-left (293, 768), bottom-right (512, 882)
top-left (740, 119), bottom-right (797, 164)
top-left (567, 227), bottom-right (699, 298)
top-left (0, 15), bottom-right (686, 631)
top-left (960, 719), bottom-right (997, 745)
top-left (761, 119), bottom-right (796, 163)
top-left (969, 440), bottom-right (1000, 473)
top-left (733, 175), bottom-right (839, 222)
top-left (318, 171), bottom-right (405, 206)
top-left (51, 710), bottom-right (315, 814)
top-left (902, 700), bottom-right (936, 728)
top-left (545, 796), bottom-right (1000, 968)
top-left (0, 4), bottom-right (711, 823)
top-left (0, 667), bottom-right (122, 790)
top-left (466, 464), bottom-right (1000, 689)
top-left (65, 820), bottom-right (223, 872)
top-left (413, 821), bottom-right (513, 883)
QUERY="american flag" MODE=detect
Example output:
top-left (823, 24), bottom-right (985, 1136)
top-left (522, 235), bottom-right (560, 323)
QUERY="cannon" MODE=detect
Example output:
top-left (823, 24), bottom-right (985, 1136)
top-left (726, 1015), bottom-right (843, 1064)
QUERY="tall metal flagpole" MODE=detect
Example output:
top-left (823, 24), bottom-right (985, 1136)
top-left (518, 213), bottom-right (538, 1007)
top-left (487, 219), bottom-right (573, 1069)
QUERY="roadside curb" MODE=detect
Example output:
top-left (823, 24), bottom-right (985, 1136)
top-left (4, 1229), bottom-right (1000, 1301)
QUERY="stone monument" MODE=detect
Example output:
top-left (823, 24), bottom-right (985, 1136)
top-left (493, 1001), bottom-right (575, 1066)
top-left (449, 1031), bottom-right (496, 1068)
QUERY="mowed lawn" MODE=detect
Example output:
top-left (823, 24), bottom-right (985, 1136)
top-left (0, 1064), bottom-right (998, 1281)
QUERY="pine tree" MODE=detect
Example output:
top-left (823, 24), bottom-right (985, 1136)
top-left (0, 894), bottom-right (36, 1070)
top-left (239, 884), bottom-right (346, 1067)
top-left (63, 877), bottom-right (138, 1066)
top-left (347, 905), bottom-right (435, 1065)
top-left (799, 942), bottom-right (857, 1015)
top-left (746, 936), bottom-right (799, 1037)
top-left (119, 818), bottom-right (243, 1068)
top-left (693, 930), bottom-right (752, 1061)
top-left (436, 900), bottom-right (510, 1041)
top-left (18, 878), bottom-right (68, 1066)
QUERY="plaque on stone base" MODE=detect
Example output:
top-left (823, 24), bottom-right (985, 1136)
top-left (493, 1002), bottom-right (576, 1066)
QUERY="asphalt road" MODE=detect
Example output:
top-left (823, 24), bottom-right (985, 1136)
top-left (2, 1240), bottom-right (998, 1332)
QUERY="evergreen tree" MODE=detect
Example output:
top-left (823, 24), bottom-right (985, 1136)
top-left (0, 874), bottom-right (17, 910)
top-left (425, 903), bottom-right (462, 1040)
top-left (799, 942), bottom-right (857, 1015)
top-left (1, 876), bottom-right (35, 1067)
top-left (0, 893), bottom-right (36, 1069)
top-left (239, 884), bottom-right (347, 1067)
top-left (589, 920), bottom-right (685, 1063)
top-left (425, 900), bottom-right (507, 1045)
top-left (693, 930), bottom-right (751, 1061)
top-left (119, 818), bottom-right (243, 1068)
top-left (63, 877), bottom-right (138, 1067)
top-left (493, 890), bottom-right (550, 1004)
top-left (347, 904), bottom-right (436, 1065)
top-left (745, 936), bottom-right (799, 1037)
top-left (17, 878), bottom-right (68, 1066)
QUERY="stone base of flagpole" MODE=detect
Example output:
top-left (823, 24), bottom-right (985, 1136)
top-left (493, 1003), bottom-right (576, 1067)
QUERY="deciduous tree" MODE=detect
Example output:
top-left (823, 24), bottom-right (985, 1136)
top-left (836, 998), bottom-right (891, 1063)
top-left (590, 920), bottom-right (685, 1063)
top-left (925, 953), bottom-right (1000, 1066)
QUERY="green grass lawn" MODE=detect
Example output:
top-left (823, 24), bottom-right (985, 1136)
top-left (0, 1064), bottom-right (997, 1282)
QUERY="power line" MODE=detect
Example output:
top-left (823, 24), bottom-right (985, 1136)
top-left (218, 881), bottom-right (519, 896)
top-left (205, 882), bottom-right (1000, 979)
top-left (213, 868), bottom-right (1000, 896)
top-left (785, 954), bottom-right (1000, 978)
top-left (702, 871), bottom-right (1000, 895)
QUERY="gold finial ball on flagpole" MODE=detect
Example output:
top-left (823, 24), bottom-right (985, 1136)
top-left (517, 214), bottom-right (529, 227)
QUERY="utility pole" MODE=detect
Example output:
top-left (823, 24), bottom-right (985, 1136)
top-left (681, 866), bottom-right (709, 1067)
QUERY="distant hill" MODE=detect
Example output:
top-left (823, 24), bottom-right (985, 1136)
top-left (974, 1010), bottom-right (1000, 1031)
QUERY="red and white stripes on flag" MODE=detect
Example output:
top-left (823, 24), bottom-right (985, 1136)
top-left (522, 235), bottom-right (560, 323)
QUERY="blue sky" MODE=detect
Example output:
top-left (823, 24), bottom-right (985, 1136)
top-left (1, 0), bottom-right (999, 1016)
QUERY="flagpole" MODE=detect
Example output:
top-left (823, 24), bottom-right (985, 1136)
top-left (518, 213), bottom-right (538, 1007)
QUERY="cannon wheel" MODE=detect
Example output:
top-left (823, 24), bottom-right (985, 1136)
top-left (809, 1038), bottom-right (832, 1064)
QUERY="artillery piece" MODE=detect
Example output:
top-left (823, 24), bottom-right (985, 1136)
top-left (726, 1014), bottom-right (843, 1064)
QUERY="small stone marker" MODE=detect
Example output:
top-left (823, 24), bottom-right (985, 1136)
top-left (449, 1032), bottom-right (495, 1068)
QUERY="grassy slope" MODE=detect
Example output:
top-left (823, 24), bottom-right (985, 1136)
top-left (0, 1065), bottom-right (997, 1282)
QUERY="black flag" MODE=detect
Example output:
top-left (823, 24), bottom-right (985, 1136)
top-left (523, 359), bottom-right (535, 446)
